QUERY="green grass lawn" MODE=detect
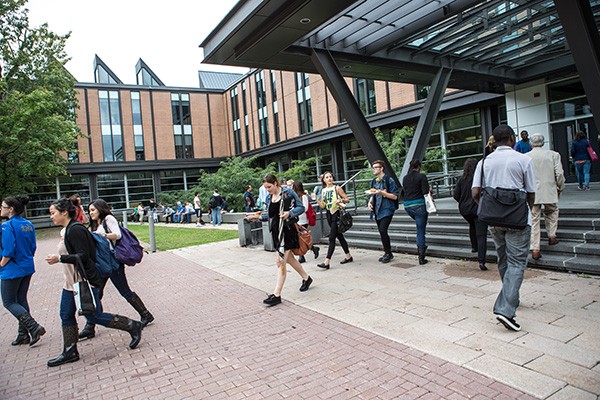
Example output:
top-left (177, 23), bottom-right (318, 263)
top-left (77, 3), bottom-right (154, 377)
top-left (126, 225), bottom-right (238, 251)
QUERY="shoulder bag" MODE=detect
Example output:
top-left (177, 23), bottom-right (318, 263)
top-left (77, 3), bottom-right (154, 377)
top-left (477, 158), bottom-right (528, 230)
top-left (587, 140), bottom-right (599, 162)
top-left (292, 224), bottom-right (313, 256)
top-left (72, 255), bottom-right (97, 316)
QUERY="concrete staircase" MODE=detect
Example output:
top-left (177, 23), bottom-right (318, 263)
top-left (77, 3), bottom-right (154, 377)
top-left (323, 199), bottom-right (600, 275)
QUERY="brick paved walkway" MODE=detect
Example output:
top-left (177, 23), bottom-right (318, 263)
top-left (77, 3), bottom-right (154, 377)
top-left (0, 233), bottom-right (542, 400)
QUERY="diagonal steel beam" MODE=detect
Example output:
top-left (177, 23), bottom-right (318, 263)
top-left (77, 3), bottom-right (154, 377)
top-left (400, 67), bottom-right (452, 181)
top-left (310, 48), bottom-right (400, 187)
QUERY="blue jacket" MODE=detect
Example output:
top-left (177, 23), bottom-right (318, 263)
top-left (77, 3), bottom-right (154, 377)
top-left (370, 175), bottom-right (399, 220)
top-left (261, 187), bottom-right (305, 222)
top-left (0, 216), bottom-right (36, 280)
top-left (571, 139), bottom-right (591, 161)
top-left (515, 140), bottom-right (532, 154)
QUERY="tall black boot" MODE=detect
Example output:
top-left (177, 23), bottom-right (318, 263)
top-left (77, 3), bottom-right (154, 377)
top-left (107, 315), bottom-right (143, 349)
top-left (17, 312), bottom-right (45, 346)
top-left (48, 326), bottom-right (80, 367)
top-left (11, 322), bottom-right (30, 346)
top-left (418, 247), bottom-right (428, 265)
top-left (78, 322), bottom-right (96, 340)
top-left (126, 293), bottom-right (155, 328)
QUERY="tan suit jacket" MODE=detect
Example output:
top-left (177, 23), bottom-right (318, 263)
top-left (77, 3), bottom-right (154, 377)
top-left (527, 148), bottom-right (565, 204)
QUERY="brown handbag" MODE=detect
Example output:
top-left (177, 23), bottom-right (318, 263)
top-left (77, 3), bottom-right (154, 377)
top-left (292, 224), bottom-right (313, 256)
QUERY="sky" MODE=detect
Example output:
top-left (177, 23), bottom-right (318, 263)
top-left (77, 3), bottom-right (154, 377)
top-left (26, 0), bottom-right (248, 87)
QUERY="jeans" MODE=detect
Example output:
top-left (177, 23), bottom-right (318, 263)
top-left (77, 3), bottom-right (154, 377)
top-left (376, 216), bottom-right (393, 253)
top-left (464, 215), bottom-right (488, 262)
top-left (97, 264), bottom-right (134, 300)
top-left (60, 287), bottom-right (116, 327)
top-left (404, 204), bottom-right (428, 248)
top-left (1, 274), bottom-right (32, 318)
top-left (575, 160), bottom-right (591, 188)
top-left (211, 207), bottom-right (222, 225)
top-left (490, 225), bottom-right (531, 319)
top-left (325, 210), bottom-right (350, 259)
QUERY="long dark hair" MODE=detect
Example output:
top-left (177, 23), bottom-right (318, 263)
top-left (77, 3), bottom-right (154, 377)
top-left (292, 181), bottom-right (305, 198)
top-left (51, 198), bottom-right (77, 220)
top-left (321, 171), bottom-right (334, 187)
top-left (3, 196), bottom-right (29, 216)
top-left (89, 198), bottom-right (113, 231)
top-left (461, 158), bottom-right (478, 181)
top-left (575, 131), bottom-right (587, 141)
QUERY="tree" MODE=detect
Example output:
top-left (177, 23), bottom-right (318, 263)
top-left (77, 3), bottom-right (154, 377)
top-left (0, 0), bottom-right (80, 199)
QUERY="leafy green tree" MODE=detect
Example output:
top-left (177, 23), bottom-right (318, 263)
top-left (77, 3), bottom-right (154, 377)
top-left (0, 0), bottom-right (80, 198)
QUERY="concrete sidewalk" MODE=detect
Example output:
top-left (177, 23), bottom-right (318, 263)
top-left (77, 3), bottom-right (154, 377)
top-left (0, 233), bottom-right (598, 399)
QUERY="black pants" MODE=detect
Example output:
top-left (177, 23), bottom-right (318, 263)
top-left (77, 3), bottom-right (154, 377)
top-left (326, 210), bottom-right (350, 259)
top-left (376, 215), bottom-right (393, 253)
top-left (464, 215), bottom-right (488, 262)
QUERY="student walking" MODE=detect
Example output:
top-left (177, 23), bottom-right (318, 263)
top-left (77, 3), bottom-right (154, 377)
top-left (402, 160), bottom-right (431, 265)
top-left (1, 196), bottom-right (45, 347)
top-left (453, 158), bottom-right (488, 270)
top-left (367, 160), bottom-right (399, 263)
top-left (45, 198), bottom-right (143, 367)
top-left (292, 181), bottom-right (320, 263)
top-left (76, 199), bottom-right (154, 341)
top-left (316, 172), bottom-right (353, 269)
top-left (247, 174), bottom-right (312, 306)
top-left (571, 131), bottom-right (593, 191)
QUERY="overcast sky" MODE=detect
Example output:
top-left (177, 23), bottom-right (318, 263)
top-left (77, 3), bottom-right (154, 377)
top-left (26, 0), bottom-right (248, 87)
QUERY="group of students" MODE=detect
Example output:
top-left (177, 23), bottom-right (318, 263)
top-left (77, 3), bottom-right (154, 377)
top-left (0, 195), bottom-right (154, 367)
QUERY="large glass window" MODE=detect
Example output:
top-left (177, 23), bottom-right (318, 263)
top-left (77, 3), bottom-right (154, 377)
top-left (271, 70), bottom-right (280, 142)
top-left (296, 72), bottom-right (313, 134)
top-left (231, 88), bottom-right (242, 154)
top-left (355, 78), bottom-right (377, 115)
top-left (242, 82), bottom-right (250, 151)
top-left (416, 85), bottom-right (430, 101)
top-left (96, 65), bottom-right (118, 84)
top-left (137, 68), bottom-right (161, 86)
top-left (548, 79), bottom-right (591, 121)
top-left (131, 92), bottom-right (145, 160)
top-left (160, 170), bottom-right (185, 193)
top-left (171, 93), bottom-right (193, 159)
top-left (439, 111), bottom-right (482, 172)
top-left (343, 139), bottom-right (367, 180)
top-left (96, 173), bottom-right (127, 209)
top-left (127, 172), bottom-right (154, 207)
top-left (99, 90), bottom-right (124, 162)
top-left (27, 179), bottom-right (58, 218)
top-left (255, 71), bottom-right (269, 146)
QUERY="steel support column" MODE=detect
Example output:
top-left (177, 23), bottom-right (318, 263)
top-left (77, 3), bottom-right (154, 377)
top-left (555, 0), bottom-right (600, 133)
top-left (400, 67), bottom-right (452, 181)
top-left (310, 49), bottom-right (399, 186)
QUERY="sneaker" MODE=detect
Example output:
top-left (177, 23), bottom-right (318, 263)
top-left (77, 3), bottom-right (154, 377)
top-left (585, 186), bottom-right (590, 191)
top-left (263, 294), bottom-right (281, 306)
top-left (578, 186), bottom-right (583, 190)
top-left (495, 314), bottom-right (521, 331)
top-left (381, 253), bottom-right (393, 263)
top-left (299, 276), bottom-right (313, 292)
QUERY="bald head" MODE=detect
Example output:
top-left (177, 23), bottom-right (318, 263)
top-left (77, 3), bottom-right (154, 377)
top-left (530, 133), bottom-right (544, 148)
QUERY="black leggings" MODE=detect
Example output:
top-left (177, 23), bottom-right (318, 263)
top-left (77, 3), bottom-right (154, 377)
top-left (464, 215), bottom-right (488, 262)
top-left (326, 210), bottom-right (350, 259)
top-left (376, 215), bottom-right (393, 253)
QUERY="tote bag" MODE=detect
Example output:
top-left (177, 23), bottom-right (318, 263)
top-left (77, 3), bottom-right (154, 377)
top-left (587, 141), bottom-right (599, 162)
top-left (73, 256), bottom-right (97, 316)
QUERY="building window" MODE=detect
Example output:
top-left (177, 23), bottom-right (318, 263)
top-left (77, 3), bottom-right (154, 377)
top-left (255, 71), bottom-right (269, 146)
top-left (242, 82), bottom-right (250, 151)
top-left (296, 72), bottom-right (312, 134)
top-left (355, 78), bottom-right (377, 115)
top-left (231, 88), bottom-right (242, 154)
top-left (548, 79), bottom-right (591, 121)
top-left (137, 68), bottom-right (161, 86)
top-left (416, 85), bottom-right (430, 101)
top-left (270, 70), bottom-right (280, 142)
top-left (96, 173), bottom-right (127, 209)
top-left (95, 65), bottom-right (118, 84)
top-left (99, 90), bottom-right (124, 162)
top-left (126, 171), bottom-right (154, 208)
top-left (171, 93), bottom-right (193, 159)
top-left (131, 92), bottom-right (145, 160)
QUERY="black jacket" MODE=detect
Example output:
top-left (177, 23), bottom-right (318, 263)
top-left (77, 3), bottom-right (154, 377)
top-left (63, 221), bottom-right (102, 287)
top-left (402, 171), bottom-right (429, 201)
top-left (453, 176), bottom-right (477, 218)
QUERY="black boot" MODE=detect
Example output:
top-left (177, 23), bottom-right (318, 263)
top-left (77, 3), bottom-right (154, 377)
top-left (17, 313), bottom-right (45, 346)
top-left (417, 247), bottom-right (428, 265)
top-left (48, 326), bottom-right (80, 367)
top-left (78, 322), bottom-right (96, 340)
top-left (11, 322), bottom-right (30, 346)
top-left (312, 246), bottom-right (320, 259)
top-left (381, 252), bottom-right (394, 264)
top-left (108, 315), bottom-right (143, 349)
top-left (126, 293), bottom-right (155, 328)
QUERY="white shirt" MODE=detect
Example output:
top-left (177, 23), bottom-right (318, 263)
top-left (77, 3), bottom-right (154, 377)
top-left (297, 194), bottom-right (309, 226)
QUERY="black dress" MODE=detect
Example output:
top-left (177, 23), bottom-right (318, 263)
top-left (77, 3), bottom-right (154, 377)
top-left (269, 196), bottom-right (299, 251)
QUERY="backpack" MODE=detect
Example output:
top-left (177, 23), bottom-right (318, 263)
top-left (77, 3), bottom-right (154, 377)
top-left (104, 221), bottom-right (144, 266)
top-left (208, 194), bottom-right (222, 209)
top-left (306, 201), bottom-right (316, 226)
top-left (89, 232), bottom-right (121, 278)
top-left (372, 175), bottom-right (399, 210)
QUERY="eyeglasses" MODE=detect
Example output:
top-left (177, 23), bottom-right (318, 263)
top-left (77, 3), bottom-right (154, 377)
top-left (1, 205), bottom-right (9, 209)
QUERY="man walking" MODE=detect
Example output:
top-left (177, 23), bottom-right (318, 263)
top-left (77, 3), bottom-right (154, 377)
top-left (367, 160), bottom-right (399, 263)
top-left (527, 133), bottom-right (565, 260)
top-left (472, 125), bottom-right (536, 332)
top-left (243, 185), bottom-right (255, 212)
top-left (194, 192), bottom-right (205, 226)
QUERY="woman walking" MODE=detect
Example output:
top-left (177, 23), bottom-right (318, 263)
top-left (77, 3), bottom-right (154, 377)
top-left (45, 198), bottom-right (143, 367)
top-left (77, 199), bottom-right (154, 340)
top-left (292, 181), bottom-right (320, 263)
top-left (402, 160), bottom-right (430, 265)
top-left (1, 196), bottom-right (45, 346)
top-left (570, 131), bottom-right (592, 190)
top-left (316, 172), bottom-right (353, 269)
top-left (248, 174), bottom-right (312, 306)
top-left (453, 158), bottom-right (488, 270)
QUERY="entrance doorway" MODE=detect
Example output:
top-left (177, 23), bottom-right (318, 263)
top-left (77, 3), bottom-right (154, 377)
top-left (551, 117), bottom-right (599, 183)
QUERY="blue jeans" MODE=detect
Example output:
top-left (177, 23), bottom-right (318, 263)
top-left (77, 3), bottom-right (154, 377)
top-left (1, 274), bottom-right (32, 318)
top-left (97, 264), bottom-right (134, 300)
top-left (490, 225), bottom-right (531, 319)
top-left (404, 204), bottom-right (428, 248)
top-left (211, 207), bottom-right (222, 225)
top-left (60, 287), bottom-right (115, 327)
top-left (575, 160), bottom-right (591, 188)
